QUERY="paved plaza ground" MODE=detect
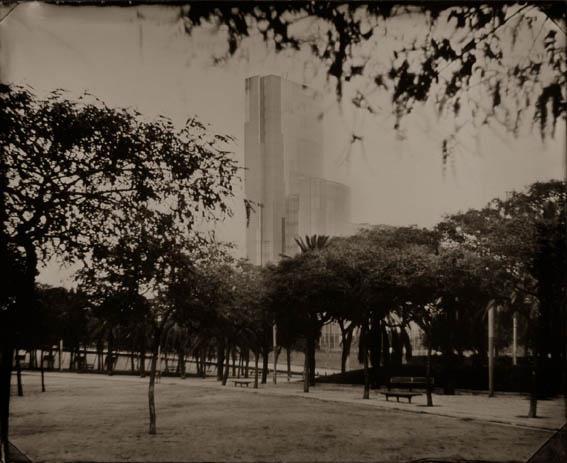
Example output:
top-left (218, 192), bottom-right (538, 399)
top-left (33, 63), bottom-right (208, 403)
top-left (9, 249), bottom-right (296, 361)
top-left (10, 372), bottom-right (565, 462)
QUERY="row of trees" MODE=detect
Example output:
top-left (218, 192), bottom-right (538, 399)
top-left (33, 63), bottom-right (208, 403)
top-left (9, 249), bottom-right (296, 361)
top-left (270, 180), bottom-right (565, 409)
top-left (22, 180), bottom-right (566, 425)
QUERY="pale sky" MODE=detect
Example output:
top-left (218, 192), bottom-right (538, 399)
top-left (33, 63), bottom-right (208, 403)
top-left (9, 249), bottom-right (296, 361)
top-left (0, 3), bottom-right (564, 287)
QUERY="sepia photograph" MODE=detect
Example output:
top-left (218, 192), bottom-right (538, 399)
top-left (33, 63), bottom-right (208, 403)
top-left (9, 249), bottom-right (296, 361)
top-left (0, 1), bottom-right (565, 462)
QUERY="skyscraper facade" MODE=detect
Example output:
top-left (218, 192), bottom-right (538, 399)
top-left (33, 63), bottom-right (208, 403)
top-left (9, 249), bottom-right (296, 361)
top-left (245, 75), bottom-right (351, 265)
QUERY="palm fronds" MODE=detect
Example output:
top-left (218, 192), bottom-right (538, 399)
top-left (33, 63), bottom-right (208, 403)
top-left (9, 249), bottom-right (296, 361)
top-left (294, 235), bottom-right (331, 253)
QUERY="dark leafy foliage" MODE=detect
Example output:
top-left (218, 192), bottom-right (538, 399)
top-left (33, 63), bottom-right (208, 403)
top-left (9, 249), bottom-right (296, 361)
top-left (181, 2), bottom-right (566, 161)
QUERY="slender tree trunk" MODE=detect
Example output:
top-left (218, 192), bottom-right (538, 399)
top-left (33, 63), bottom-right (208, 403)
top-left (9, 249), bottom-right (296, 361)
top-left (362, 325), bottom-right (370, 400)
top-left (488, 302), bottom-right (495, 397)
top-left (178, 349), bottom-right (186, 379)
top-left (140, 345), bottom-right (146, 378)
top-left (29, 349), bottom-right (36, 370)
top-left (201, 349), bottom-right (207, 378)
top-left (130, 350), bottom-right (135, 373)
top-left (303, 345), bottom-right (310, 393)
top-left (425, 335), bottom-right (433, 407)
top-left (0, 341), bottom-right (14, 463)
top-left (363, 349), bottom-right (370, 400)
top-left (308, 336), bottom-right (316, 386)
top-left (528, 356), bottom-right (538, 418)
top-left (15, 352), bottom-right (23, 397)
top-left (273, 346), bottom-right (281, 384)
top-left (231, 348), bottom-right (237, 377)
top-left (148, 340), bottom-right (159, 435)
top-left (222, 345), bottom-right (231, 386)
top-left (286, 347), bottom-right (291, 381)
top-left (254, 351), bottom-right (259, 389)
top-left (97, 342), bottom-right (103, 373)
top-left (216, 340), bottom-right (225, 381)
top-left (69, 350), bottom-right (75, 372)
top-left (261, 349), bottom-right (269, 384)
top-left (106, 331), bottom-right (115, 376)
top-left (194, 352), bottom-right (200, 376)
top-left (244, 350), bottom-right (250, 378)
top-left (341, 329), bottom-right (353, 374)
top-left (40, 349), bottom-right (46, 393)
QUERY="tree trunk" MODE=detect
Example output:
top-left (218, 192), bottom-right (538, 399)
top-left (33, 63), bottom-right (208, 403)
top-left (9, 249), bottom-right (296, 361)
top-left (0, 342), bottom-right (14, 463)
top-left (362, 325), bottom-right (370, 399)
top-left (15, 352), bottom-right (23, 397)
top-left (97, 342), bottom-right (103, 373)
top-left (244, 350), bottom-right (250, 378)
top-left (363, 347), bottom-right (370, 400)
top-left (231, 348), bottom-right (237, 377)
top-left (69, 350), bottom-right (75, 372)
top-left (307, 336), bottom-right (316, 386)
top-left (222, 345), bottom-right (231, 386)
top-left (1, 240), bottom-right (36, 461)
top-left (200, 349), bottom-right (207, 378)
top-left (261, 350), bottom-right (269, 384)
top-left (303, 345), bottom-right (309, 393)
top-left (425, 337), bottom-right (433, 407)
top-left (340, 328), bottom-right (353, 374)
top-left (139, 345), bottom-right (146, 378)
top-left (286, 347), bottom-right (291, 381)
top-left (216, 340), bottom-right (225, 381)
top-left (40, 349), bottom-right (46, 393)
top-left (442, 351), bottom-right (456, 395)
top-left (528, 358), bottom-right (538, 418)
top-left (82, 345), bottom-right (88, 372)
top-left (194, 352), bottom-right (200, 376)
top-left (148, 340), bottom-right (159, 435)
top-left (488, 302), bottom-right (495, 398)
top-left (106, 331), bottom-right (114, 376)
top-left (178, 349), bottom-right (186, 379)
top-left (29, 349), bottom-right (36, 370)
top-left (254, 352), bottom-right (259, 389)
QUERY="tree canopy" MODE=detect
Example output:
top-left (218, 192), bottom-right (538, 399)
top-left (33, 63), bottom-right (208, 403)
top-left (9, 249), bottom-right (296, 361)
top-left (181, 2), bottom-right (565, 156)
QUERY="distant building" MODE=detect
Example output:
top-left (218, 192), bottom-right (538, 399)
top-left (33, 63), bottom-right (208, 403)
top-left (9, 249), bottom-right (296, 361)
top-left (245, 75), bottom-right (351, 264)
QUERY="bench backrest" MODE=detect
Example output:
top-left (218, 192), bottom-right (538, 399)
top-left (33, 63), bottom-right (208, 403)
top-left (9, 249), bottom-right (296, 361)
top-left (389, 376), bottom-right (434, 386)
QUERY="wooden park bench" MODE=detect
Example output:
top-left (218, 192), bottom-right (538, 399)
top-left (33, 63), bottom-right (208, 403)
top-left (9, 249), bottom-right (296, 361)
top-left (379, 376), bottom-right (434, 404)
top-left (233, 379), bottom-right (252, 388)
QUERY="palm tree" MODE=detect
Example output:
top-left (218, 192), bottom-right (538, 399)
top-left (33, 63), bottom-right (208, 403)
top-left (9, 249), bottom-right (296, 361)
top-left (293, 234), bottom-right (331, 390)
top-left (294, 235), bottom-right (330, 254)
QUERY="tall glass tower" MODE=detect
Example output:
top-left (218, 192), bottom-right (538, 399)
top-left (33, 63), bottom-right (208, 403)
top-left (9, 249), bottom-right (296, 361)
top-left (245, 75), bottom-right (350, 265)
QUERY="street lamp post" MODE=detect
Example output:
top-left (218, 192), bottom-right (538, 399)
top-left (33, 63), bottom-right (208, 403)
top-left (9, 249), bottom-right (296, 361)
top-left (272, 216), bottom-right (285, 384)
top-left (488, 301), bottom-right (495, 397)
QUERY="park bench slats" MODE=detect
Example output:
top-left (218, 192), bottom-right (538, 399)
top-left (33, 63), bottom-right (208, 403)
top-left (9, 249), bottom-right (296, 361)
top-left (387, 376), bottom-right (434, 391)
top-left (381, 376), bottom-right (435, 403)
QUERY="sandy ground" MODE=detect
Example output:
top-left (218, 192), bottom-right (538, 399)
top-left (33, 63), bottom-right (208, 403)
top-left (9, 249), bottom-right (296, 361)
top-left (10, 372), bottom-right (555, 462)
